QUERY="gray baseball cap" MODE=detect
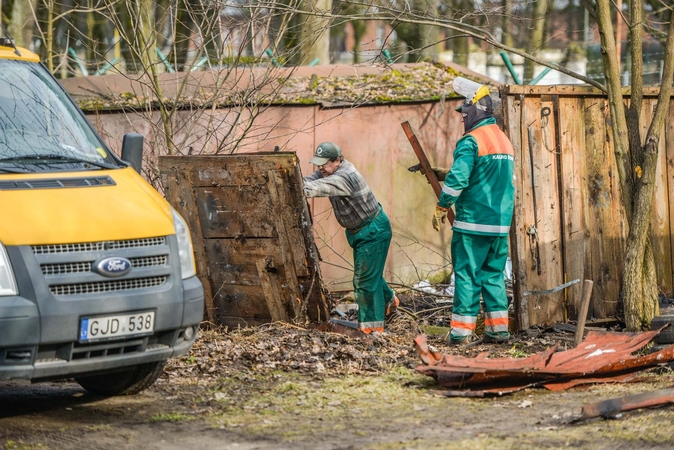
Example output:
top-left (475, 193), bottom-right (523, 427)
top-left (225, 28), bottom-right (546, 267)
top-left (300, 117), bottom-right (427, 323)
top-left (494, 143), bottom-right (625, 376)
top-left (310, 142), bottom-right (342, 165)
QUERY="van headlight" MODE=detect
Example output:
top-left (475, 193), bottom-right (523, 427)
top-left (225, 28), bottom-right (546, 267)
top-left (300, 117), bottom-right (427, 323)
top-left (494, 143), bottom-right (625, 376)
top-left (171, 207), bottom-right (197, 279)
top-left (0, 242), bottom-right (18, 296)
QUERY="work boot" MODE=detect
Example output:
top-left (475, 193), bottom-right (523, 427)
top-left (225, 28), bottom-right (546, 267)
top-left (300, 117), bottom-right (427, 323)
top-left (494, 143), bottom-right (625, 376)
top-left (385, 296), bottom-right (400, 317)
top-left (483, 331), bottom-right (511, 343)
top-left (446, 333), bottom-right (474, 346)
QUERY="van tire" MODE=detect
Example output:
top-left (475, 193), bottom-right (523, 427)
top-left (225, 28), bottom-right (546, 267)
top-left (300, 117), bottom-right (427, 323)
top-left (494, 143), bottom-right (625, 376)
top-left (651, 315), bottom-right (674, 344)
top-left (75, 361), bottom-right (166, 395)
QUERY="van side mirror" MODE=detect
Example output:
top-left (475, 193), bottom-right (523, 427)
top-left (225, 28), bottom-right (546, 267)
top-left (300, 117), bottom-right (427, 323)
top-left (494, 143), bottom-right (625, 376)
top-left (121, 133), bottom-right (144, 173)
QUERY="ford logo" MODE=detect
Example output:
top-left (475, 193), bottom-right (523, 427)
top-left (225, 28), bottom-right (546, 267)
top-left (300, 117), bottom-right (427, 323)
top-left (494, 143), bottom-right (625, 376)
top-left (94, 257), bottom-right (132, 278)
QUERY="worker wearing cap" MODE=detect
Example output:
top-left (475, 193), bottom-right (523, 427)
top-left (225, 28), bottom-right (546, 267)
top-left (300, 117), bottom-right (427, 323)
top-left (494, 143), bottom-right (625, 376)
top-left (303, 142), bottom-right (398, 334)
top-left (430, 81), bottom-right (515, 345)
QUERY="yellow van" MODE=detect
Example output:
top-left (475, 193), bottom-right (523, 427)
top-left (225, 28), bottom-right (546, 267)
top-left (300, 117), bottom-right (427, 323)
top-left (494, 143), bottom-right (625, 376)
top-left (0, 39), bottom-right (203, 394)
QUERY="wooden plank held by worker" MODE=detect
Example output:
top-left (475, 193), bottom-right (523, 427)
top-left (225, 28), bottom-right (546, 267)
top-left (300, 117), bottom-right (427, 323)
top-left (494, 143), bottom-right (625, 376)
top-left (401, 121), bottom-right (455, 224)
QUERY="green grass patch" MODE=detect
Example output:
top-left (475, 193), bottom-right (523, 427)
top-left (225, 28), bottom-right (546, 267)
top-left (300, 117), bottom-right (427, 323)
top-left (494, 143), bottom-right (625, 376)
top-left (419, 325), bottom-right (451, 337)
top-left (149, 412), bottom-right (190, 423)
top-left (207, 367), bottom-right (460, 441)
top-left (4, 441), bottom-right (46, 450)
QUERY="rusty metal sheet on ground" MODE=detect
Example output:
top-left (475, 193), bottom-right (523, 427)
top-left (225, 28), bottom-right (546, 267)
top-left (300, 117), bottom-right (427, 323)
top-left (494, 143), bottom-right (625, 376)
top-left (574, 387), bottom-right (674, 422)
top-left (415, 329), bottom-right (674, 396)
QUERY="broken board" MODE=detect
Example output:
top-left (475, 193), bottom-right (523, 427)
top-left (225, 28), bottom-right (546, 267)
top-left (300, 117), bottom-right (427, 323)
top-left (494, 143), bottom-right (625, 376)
top-left (159, 152), bottom-right (329, 328)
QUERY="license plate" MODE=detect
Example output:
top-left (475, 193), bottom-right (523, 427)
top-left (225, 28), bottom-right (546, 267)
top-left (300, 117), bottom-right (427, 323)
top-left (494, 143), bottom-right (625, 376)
top-left (79, 311), bottom-right (155, 342)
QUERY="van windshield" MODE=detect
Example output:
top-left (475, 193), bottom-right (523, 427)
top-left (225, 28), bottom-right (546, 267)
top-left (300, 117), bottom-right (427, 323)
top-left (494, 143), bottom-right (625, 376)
top-left (0, 60), bottom-right (118, 172)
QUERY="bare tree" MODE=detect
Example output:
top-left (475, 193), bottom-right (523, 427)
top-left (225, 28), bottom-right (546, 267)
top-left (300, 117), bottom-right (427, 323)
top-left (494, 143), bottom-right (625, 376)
top-left (588, 0), bottom-right (674, 330)
top-left (30, 1), bottom-right (108, 74)
top-left (12, 0), bottom-right (334, 193)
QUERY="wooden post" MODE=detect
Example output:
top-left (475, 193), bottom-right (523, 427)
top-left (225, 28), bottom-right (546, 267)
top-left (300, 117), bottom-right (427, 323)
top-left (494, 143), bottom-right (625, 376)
top-left (401, 121), bottom-right (455, 224)
top-left (574, 280), bottom-right (594, 346)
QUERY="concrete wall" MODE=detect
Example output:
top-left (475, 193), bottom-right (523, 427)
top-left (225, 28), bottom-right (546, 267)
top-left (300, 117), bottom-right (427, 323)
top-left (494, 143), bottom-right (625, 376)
top-left (86, 100), bottom-right (466, 291)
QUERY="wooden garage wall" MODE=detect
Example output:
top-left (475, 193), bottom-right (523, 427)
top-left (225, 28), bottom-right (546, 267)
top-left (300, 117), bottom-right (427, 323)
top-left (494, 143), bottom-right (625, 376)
top-left (502, 85), bottom-right (674, 329)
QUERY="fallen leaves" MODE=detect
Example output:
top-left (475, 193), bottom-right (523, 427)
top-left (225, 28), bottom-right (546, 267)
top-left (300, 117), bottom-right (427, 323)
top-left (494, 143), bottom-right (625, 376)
top-left (164, 322), bottom-right (418, 383)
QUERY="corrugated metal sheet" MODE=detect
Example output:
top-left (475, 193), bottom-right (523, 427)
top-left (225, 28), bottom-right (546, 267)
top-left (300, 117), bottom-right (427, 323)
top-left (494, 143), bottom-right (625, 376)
top-left (415, 329), bottom-right (674, 396)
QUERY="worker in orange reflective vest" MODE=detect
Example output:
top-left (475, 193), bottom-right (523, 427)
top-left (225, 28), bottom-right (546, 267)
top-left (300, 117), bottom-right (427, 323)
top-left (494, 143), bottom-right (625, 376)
top-left (430, 82), bottom-right (515, 345)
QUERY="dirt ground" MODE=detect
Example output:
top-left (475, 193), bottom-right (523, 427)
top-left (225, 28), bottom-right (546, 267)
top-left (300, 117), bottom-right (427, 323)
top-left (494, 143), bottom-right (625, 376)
top-left (3, 314), bottom-right (674, 450)
top-left (3, 293), bottom-right (674, 450)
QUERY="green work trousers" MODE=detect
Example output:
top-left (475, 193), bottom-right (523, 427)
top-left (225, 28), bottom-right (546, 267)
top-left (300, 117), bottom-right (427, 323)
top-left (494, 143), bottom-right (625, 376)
top-left (450, 231), bottom-right (509, 338)
top-left (345, 207), bottom-right (394, 333)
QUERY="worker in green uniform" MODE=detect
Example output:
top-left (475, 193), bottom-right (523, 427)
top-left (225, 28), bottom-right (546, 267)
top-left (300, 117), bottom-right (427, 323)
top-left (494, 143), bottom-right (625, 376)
top-left (303, 142), bottom-right (398, 334)
top-left (429, 81), bottom-right (515, 345)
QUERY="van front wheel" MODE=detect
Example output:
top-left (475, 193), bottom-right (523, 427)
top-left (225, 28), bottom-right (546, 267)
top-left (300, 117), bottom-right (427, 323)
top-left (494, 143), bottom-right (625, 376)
top-left (75, 361), bottom-right (166, 395)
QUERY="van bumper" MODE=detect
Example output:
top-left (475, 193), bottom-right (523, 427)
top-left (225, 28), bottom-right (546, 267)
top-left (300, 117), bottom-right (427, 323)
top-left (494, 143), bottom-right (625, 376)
top-left (0, 275), bottom-right (204, 382)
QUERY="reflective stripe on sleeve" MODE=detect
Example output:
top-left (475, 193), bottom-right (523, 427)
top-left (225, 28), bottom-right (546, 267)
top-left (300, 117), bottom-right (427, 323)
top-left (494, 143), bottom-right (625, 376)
top-left (442, 184), bottom-right (463, 197)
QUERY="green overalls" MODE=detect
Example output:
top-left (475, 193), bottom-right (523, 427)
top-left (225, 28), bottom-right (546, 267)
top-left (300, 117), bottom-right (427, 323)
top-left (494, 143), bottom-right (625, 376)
top-left (437, 118), bottom-right (515, 341)
top-left (345, 207), bottom-right (395, 333)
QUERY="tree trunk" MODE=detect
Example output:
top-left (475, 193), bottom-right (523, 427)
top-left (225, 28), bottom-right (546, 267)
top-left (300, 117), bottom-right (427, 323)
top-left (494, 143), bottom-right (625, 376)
top-left (135, 0), bottom-right (157, 72)
top-left (523, 0), bottom-right (547, 82)
top-left (298, 0), bottom-right (332, 65)
top-left (593, 0), bottom-right (674, 330)
top-left (419, 25), bottom-right (440, 61)
top-left (501, 0), bottom-right (514, 49)
top-left (622, 139), bottom-right (661, 330)
top-left (45, 0), bottom-right (55, 72)
top-left (8, 0), bottom-right (38, 49)
top-left (351, 20), bottom-right (366, 64)
top-left (448, 0), bottom-right (470, 66)
top-left (172, 0), bottom-right (195, 70)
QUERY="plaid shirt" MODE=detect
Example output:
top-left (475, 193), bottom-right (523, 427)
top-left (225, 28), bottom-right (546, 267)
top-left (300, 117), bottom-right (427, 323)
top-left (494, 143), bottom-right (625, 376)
top-left (304, 159), bottom-right (379, 230)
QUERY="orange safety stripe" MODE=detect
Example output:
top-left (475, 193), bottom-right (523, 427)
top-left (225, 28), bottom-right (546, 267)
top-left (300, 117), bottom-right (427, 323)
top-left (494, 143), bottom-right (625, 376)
top-left (469, 124), bottom-right (514, 157)
top-left (450, 320), bottom-right (477, 330)
top-left (360, 327), bottom-right (384, 334)
top-left (484, 317), bottom-right (509, 326)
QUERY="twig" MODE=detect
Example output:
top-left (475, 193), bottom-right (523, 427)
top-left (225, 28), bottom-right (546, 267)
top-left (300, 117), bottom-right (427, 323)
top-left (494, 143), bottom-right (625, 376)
top-left (388, 281), bottom-right (455, 299)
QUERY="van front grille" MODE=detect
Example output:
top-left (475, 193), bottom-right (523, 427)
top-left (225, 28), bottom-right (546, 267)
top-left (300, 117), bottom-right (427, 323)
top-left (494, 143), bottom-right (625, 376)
top-left (32, 237), bottom-right (166, 255)
top-left (40, 255), bottom-right (168, 276)
top-left (50, 276), bottom-right (167, 296)
top-left (42, 261), bottom-right (92, 276)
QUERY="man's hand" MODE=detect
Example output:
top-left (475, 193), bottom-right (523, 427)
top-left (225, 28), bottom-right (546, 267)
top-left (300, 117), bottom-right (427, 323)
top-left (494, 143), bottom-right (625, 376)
top-left (430, 167), bottom-right (450, 182)
top-left (408, 164), bottom-right (450, 182)
top-left (432, 205), bottom-right (449, 231)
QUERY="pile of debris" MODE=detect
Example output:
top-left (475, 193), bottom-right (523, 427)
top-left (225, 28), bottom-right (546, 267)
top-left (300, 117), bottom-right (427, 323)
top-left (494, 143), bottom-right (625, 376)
top-left (164, 304), bottom-right (613, 387)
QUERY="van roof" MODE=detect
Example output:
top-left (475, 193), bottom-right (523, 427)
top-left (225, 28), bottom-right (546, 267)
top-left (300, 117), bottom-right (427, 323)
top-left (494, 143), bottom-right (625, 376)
top-left (0, 45), bottom-right (40, 63)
